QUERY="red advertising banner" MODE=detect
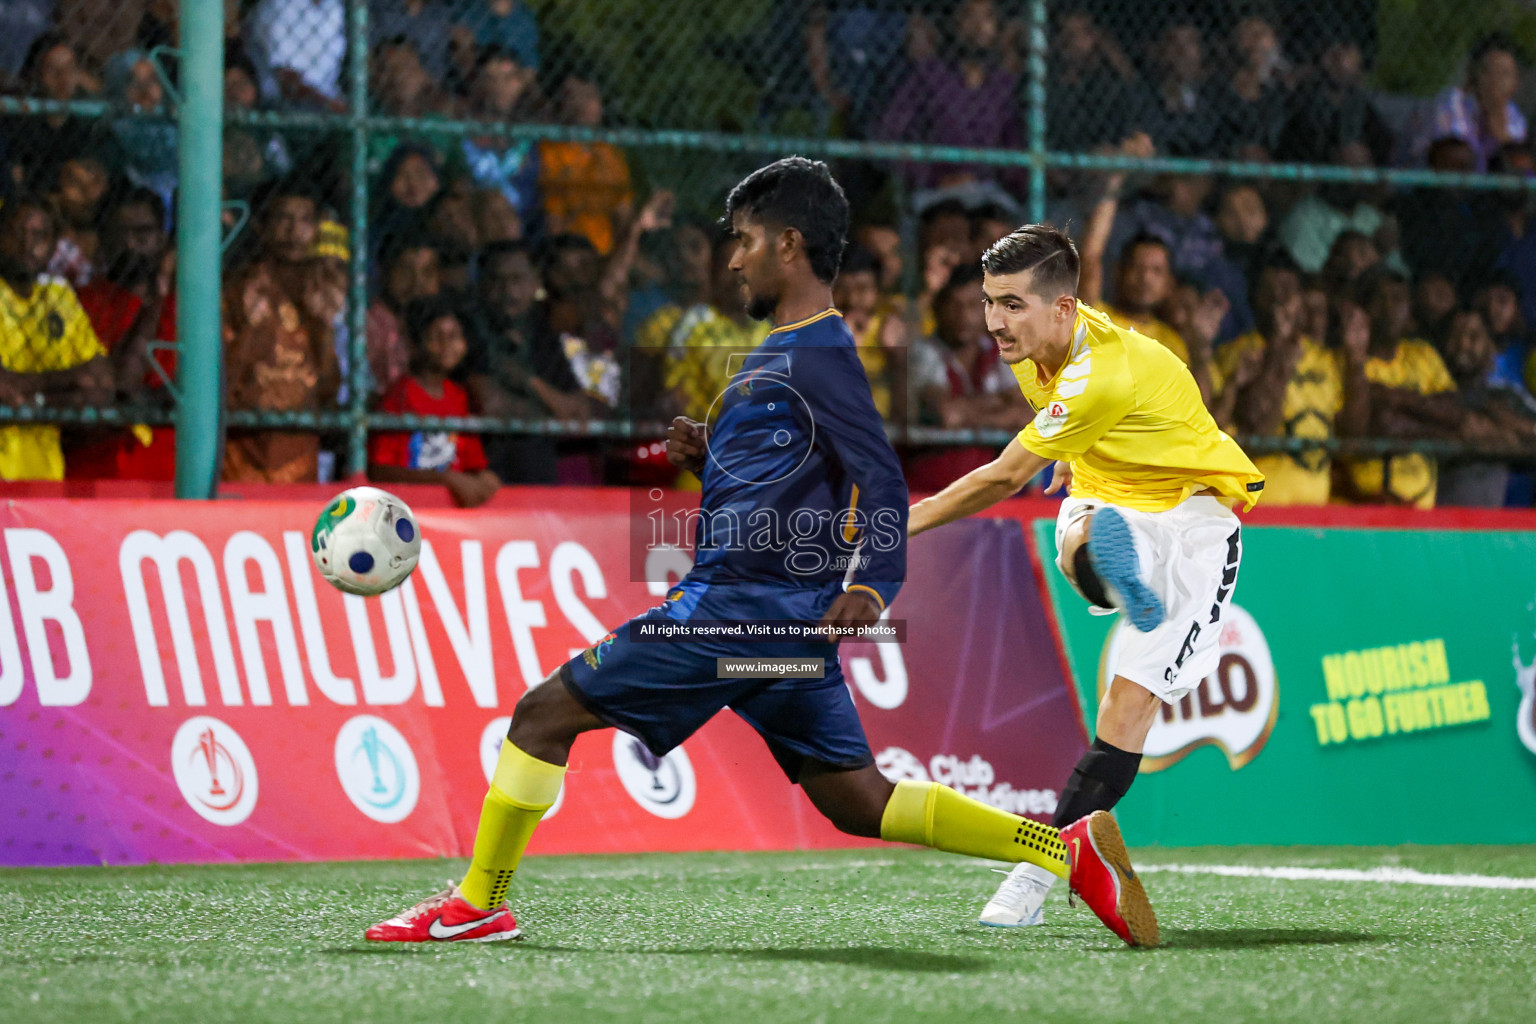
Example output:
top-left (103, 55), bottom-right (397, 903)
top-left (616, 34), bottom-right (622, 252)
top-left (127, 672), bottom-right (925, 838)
top-left (0, 488), bottom-right (1085, 866)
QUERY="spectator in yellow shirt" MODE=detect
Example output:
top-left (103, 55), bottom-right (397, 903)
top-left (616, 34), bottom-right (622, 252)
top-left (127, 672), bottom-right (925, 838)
top-left (0, 194), bottom-right (113, 480)
top-left (1340, 268), bottom-right (1462, 509)
top-left (663, 232), bottom-right (770, 421)
top-left (832, 247), bottom-right (908, 420)
top-left (1211, 259), bottom-right (1367, 505)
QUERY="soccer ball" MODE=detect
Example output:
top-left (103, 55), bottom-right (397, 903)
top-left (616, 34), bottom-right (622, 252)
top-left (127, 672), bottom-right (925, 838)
top-left (310, 486), bottom-right (422, 596)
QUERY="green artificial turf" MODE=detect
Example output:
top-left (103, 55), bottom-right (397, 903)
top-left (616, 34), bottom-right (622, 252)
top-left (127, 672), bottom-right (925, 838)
top-left (2, 846), bottom-right (1533, 1024)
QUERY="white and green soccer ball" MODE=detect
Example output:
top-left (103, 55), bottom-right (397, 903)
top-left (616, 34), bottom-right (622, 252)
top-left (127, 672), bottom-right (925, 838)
top-left (310, 486), bottom-right (421, 596)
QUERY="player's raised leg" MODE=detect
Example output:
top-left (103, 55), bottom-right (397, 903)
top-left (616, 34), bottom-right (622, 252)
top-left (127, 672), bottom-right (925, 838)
top-left (365, 673), bottom-right (603, 942)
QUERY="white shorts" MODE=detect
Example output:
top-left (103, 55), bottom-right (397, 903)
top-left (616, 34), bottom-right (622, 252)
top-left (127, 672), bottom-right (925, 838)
top-left (1055, 495), bottom-right (1242, 702)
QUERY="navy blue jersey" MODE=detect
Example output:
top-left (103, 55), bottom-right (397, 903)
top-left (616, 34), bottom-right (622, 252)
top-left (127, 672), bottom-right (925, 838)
top-left (688, 309), bottom-right (907, 610)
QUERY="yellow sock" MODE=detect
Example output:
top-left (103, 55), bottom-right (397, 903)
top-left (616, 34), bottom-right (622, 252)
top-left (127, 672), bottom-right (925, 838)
top-left (879, 779), bottom-right (1068, 880)
top-left (458, 741), bottom-right (566, 910)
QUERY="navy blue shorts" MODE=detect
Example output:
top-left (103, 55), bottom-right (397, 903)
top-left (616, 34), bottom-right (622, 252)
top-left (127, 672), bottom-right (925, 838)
top-left (559, 578), bottom-right (874, 781)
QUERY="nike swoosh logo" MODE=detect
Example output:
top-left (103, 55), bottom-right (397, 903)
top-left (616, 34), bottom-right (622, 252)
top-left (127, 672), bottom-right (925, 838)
top-left (1114, 860), bottom-right (1137, 881)
top-left (428, 910), bottom-right (507, 939)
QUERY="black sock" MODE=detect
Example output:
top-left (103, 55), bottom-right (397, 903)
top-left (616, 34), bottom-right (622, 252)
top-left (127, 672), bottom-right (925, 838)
top-left (1051, 737), bottom-right (1142, 828)
top-left (1072, 545), bottom-right (1115, 609)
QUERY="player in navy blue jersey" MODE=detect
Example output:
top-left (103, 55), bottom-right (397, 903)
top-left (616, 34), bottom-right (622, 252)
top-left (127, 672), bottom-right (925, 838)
top-left (366, 158), bottom-right (1098, 945)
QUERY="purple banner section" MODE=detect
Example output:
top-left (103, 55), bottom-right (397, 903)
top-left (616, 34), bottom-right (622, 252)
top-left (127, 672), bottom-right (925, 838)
top-left (846, 518), bottom-right (1087, 818)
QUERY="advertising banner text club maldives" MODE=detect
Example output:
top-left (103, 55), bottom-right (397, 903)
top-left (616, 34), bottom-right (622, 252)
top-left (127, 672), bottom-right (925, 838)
top-left (0, 491), bottom-right (1083, 866)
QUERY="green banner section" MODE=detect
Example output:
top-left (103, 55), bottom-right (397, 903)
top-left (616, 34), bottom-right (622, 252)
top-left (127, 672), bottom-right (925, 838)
top-left (1035, 520), bottom-right (1536, 845)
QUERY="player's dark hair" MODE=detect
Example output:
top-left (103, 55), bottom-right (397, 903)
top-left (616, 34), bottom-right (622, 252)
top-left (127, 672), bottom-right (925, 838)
top-left (723, 156), bottom-right (849, 284)
top-left (981, 223), bottom-right (1079, 298)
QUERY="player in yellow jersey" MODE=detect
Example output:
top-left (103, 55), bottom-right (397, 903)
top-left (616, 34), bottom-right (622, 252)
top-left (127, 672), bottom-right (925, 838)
top-left (907, 224), bottom-right (1264, 944)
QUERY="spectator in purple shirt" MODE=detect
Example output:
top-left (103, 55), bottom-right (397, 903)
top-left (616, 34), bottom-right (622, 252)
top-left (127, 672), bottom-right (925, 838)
top-left (1415, 33), bottom-right (1528, 171)
top-left (875, 0), bottom-right (1021, 190)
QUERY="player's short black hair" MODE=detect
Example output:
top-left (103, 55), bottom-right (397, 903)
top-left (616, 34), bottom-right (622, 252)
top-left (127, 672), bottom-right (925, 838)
top-left (980, 223), bottom-right (1079, 298)
top-left (723, 156), bottom-right (849, 284)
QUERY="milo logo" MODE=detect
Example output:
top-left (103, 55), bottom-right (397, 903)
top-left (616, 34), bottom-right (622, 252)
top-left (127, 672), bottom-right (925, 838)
top-left (1100, 604), bottom-right (1278, 772)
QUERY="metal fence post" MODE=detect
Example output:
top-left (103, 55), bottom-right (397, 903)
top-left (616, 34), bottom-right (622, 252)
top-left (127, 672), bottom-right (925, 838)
top-left (173, 0), bottom-right (226, 498)
top-left (1026, 0), bottom-right (1047, 225)
top-left (345, 0), bottom-right (371, 478)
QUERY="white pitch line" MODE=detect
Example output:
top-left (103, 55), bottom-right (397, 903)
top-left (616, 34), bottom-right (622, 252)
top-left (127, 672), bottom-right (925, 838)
top-left (1141, 863), bottom-right (1536, 890)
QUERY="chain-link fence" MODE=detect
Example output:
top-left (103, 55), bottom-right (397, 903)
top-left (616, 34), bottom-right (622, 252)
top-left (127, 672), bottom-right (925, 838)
top-left (2, 0), bottom-right (1535, 506)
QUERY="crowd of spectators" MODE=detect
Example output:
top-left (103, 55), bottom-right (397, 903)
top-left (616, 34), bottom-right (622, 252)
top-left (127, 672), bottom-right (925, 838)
top-left (0, 1), bottom-right (1534, 508)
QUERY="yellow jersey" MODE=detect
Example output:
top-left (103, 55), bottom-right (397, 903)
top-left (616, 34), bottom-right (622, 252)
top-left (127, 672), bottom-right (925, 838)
top-left (1101, 303), bottom-right (1191, 365)
top-left (1013, 303), bottom-right (1264, 512)
top-left (1214, 333), bottom-right (1343, 506)
top-left (1346, 338), bottom-right (1455, 509)
top-left (0, 276), bottom-right (107, 480)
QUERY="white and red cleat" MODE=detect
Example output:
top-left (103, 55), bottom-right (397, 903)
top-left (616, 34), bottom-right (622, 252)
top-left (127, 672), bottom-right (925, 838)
top-left (1061, 811), bottom-right (1160, 948)
top-left (365, 883), bottom-right (522, 943)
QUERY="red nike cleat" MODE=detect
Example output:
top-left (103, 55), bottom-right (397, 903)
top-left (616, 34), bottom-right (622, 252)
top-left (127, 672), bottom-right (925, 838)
top-left (1061, 811), bottom-right (1160, 948)
top-left (365, 883), bottom-right (522, 943)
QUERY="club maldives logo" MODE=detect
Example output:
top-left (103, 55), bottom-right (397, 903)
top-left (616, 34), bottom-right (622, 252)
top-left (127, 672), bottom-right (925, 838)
top-left (480, 715), bottom-right (564, 818)
top-left (1099, 603), bottom-right (1279, 772)
top-left (171, 716), bottom-right (258, 826)
top-left (611, 732), bottom-right (695, 819)
top-left (874, 746), bottom-right (1058, 817)
top-left (334, 715), bottom-right (420, 823)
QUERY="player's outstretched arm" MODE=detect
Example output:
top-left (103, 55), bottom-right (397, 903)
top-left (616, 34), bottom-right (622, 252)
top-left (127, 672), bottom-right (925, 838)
top-left (907, 439), bottom-right (1051, 537)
